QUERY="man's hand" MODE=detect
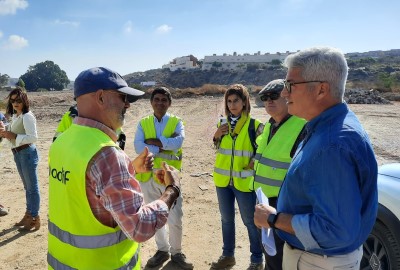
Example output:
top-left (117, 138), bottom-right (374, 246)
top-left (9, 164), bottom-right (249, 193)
top-left (254, 204), bottom-right (276, 229)
top-left (245, 159), bottom-right (255, 170)
top-left (155, 162), bottom-right (181, 188)
top-left (132, 147), bottom-right (154, 173)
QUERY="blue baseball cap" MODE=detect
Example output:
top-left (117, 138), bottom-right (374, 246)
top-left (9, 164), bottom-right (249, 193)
top-left (74, 67), bottom-right (144, 103)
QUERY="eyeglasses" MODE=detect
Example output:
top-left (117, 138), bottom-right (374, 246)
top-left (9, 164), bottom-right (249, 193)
top-left (260, 92), bottom-right (281, 102)
top-left (283, 80), bottom-right (324, 94)
top-left (10, 98), bottom-right (23, 104)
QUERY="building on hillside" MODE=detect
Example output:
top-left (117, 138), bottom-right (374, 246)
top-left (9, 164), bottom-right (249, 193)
top-left (162, 55), bottom-right (200, 71)
top-left (201, 51), bottom-right (297, 70)
top-left (140, 81), bottom-right (157, 87)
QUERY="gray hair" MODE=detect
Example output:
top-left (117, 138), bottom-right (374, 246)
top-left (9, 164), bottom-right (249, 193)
top-left (283, 47), bottom-right (348, 101)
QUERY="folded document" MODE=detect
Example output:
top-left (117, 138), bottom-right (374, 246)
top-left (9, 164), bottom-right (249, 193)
top-left (256, 187), bottom-right (277, 256)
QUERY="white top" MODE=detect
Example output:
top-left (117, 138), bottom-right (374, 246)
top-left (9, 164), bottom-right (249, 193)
top-left (8, 111), bottom-right (38, 148)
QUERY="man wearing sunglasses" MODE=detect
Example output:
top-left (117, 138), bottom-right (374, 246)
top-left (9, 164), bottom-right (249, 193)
top-left (254, 47), bottom-right (377, 269)
top-left (48, 67), bottom-right (182, 270)
top-left (251, 79), bottom-right (306, 270)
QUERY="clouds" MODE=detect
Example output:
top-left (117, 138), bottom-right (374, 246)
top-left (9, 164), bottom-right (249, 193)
top-left (156, 24), bottom-right (172, 34)
top-left (124, 20), bottom-right (133, 34)
top-left (122, 21), bottom-right (172, 36)
top-left (0, 0), bottom-right (28, 15)
top-left (0, 0), bottom-right (29, 50)
top-left (54, 19), bottom-right (80, 27)
top-left (1, 34), bottom-right (28, 50)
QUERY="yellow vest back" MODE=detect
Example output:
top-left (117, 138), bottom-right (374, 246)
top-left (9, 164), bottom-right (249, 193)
top-left (48, 124), bottom-right (139, 269)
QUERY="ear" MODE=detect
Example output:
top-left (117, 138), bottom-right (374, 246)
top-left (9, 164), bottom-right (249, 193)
top-left (315, 82), bottom-right (330, 100)
top-left (95, 90), bottom-right (105, 105)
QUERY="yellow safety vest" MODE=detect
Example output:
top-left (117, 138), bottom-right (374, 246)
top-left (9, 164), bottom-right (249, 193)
top-left (251, 116), bottom-right (306, 197)
top-left (48, 124), bottom-right (139, 270)
top-left (135, 115), bottom-right (183, 184)
top-left (213, 116), bottom-right (261, 192)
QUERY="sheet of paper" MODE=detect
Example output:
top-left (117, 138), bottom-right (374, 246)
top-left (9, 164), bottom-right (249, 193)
top-left (256, 187), bottom-right (277, 256)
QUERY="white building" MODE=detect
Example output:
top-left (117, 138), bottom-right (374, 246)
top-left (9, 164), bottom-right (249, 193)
top-left (201, 51), bottom-right (296, 70)
top-left (140, 81), bottom-right (156, 87)
top-left (162, 55), bottom-right (200, 71)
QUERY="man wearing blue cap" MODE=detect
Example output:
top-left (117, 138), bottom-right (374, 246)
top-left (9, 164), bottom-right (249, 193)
top-left (48, 67), bottom-right (182, 270)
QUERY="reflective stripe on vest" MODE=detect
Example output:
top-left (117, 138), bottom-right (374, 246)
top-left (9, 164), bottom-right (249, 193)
top-left (48, 251), bottom-right (139, 270)
top-left (49, 221), bottom-right (128, 249)
top-left (156, 152), bottom-right (182, 161)
top-left (255, 155), bottom-right (291, 170)
top-left (214, 167), bottom-right (254, 178)
top-left (218, 148), bottom-right (253, 158)
top-left (254, 174), bottom-right (283, 187)
top-left (213, 116), bottom-right (261, 192)
top-left (252, 116), bottom-right (306, 197)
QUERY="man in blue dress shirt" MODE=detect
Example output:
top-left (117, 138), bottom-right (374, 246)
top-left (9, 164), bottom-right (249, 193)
top-left (254, 46), bottom-right (378, 269)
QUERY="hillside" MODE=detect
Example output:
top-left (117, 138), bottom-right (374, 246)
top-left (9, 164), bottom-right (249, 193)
top-left (1, 92), bottom-right (399, 269)
top-left (124, 49), bottom-right (400, 93)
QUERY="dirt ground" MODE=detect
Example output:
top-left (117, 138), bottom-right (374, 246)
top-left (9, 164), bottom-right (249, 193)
top-left (0, 90), bottom-right (399, 270)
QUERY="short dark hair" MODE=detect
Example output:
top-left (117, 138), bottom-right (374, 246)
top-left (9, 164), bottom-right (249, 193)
top-left (150, 87), bottom-right (172, 103)
top-left (6, 87), bottom-right (30, 115)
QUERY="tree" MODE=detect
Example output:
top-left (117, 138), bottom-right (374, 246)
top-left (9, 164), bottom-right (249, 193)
top-left (270, 59), bottom-right (282, 66)
top-left (16, 78), bottom-right (25, 88)
top-left (246, 63), bottom-right (259, 72)
top-left (0, 73), bottom-right (10, 87)
top-left (20, 61), bottom-right (70, 92)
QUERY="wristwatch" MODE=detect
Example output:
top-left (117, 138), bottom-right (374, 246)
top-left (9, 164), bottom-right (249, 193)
top-left (267, 212), bottom-right (280, 229)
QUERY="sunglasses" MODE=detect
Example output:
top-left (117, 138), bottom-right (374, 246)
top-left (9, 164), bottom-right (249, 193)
top-left (10, 98), bottom-right (23, 104)
top-left (117, 93), bottom-right (129, 103)
top-left (260, 92), bottom-right (281, 101)
top-left (105, 90), bottom-right (129, 103)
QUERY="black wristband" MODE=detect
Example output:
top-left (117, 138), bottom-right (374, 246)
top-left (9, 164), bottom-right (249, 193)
top-left (267, 212), bottom-right (280, 229)
top-left (165, 184), bottom-right (181, 197)
top-left (165, 184), bottom-right (180, 208)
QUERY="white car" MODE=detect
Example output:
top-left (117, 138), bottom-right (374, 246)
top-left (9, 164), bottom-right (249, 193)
top-left (361, 163), bottom-right (400, 270)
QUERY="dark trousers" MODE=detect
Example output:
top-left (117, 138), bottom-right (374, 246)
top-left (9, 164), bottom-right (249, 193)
top-left (264, 197), bottom-right (284, 270)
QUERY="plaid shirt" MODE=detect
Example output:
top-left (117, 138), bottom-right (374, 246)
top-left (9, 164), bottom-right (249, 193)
top-left (75, 117), bottom-right (169, 242)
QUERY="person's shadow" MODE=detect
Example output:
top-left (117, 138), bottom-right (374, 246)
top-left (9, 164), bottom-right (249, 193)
top-left (0, 226), bottom-right (30, 247)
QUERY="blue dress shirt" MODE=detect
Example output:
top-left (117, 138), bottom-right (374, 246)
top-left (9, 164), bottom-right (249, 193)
top-left (277, 102), bottom-right (378, 256)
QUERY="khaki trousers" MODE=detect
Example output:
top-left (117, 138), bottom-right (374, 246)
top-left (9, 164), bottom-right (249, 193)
top-left (282, 242), bottom-right (362, 270)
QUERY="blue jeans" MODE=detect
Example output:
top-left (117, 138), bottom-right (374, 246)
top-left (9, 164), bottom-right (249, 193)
top-left (13, 144), bottom-right (40, 217)
top-left (216, 186), bottom-right (263, 264)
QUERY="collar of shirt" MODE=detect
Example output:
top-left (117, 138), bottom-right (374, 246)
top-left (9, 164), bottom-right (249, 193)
top-left (306, 102), bottom-right (347, 135)
top-left (74, 116), bottom-right (118, 142)
top-left (268, 114), bottom-right (292, 139)
top-left (153, 113), bottom-right (170, 123)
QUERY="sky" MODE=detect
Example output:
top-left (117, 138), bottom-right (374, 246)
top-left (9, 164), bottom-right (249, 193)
top-left (1, 0), bottom-right (400, 80)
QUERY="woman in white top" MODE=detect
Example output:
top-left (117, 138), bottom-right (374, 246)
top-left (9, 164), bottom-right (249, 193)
top-left (0, 87), bottom-right (40, 231)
